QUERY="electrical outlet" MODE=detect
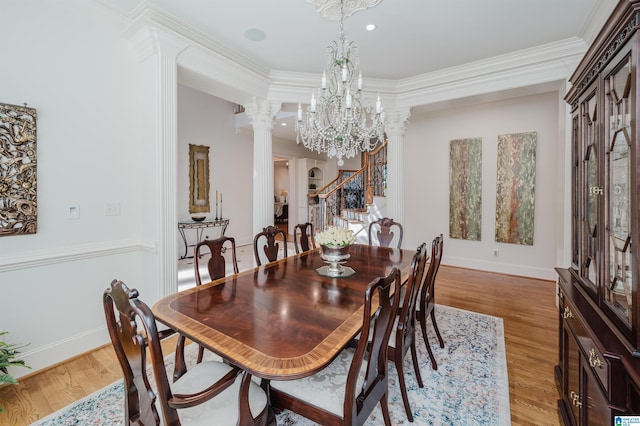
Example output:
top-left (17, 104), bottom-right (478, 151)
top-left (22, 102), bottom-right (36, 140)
top-left (105, 203), bottom-right (121, 216)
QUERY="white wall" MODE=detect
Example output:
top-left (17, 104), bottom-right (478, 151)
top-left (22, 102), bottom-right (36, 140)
top-left (177, 85), bottom-right (254, 246)
top-left (404, 92), bottom-right (560, 280)
top-left (0, 0), bottom-right (159, 376)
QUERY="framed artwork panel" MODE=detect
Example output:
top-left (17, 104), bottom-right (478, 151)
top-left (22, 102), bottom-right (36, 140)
top-left (495, 131), bottom-right (537, 245)
top-left (189, 144), bottom-right (210, 214)
top-left (0, 103), bottom-right (38, 236)
top-left (449, 137), bottom-right (482, 241)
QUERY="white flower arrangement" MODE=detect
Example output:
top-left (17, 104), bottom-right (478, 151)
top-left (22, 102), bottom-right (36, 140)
top-left (315, 226), bottom-right (356, 247)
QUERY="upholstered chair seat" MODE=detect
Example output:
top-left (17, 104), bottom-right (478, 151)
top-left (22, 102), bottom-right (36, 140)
top-left (167, 361), bottom-right (268, 425)
top-left (269, 348), bottom-right (364, 417)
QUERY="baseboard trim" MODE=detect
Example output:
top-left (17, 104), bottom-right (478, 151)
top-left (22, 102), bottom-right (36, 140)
top-left (15, 326), bottom-right (110, 381)
top-left (444, 256), bottom-right (557, 281)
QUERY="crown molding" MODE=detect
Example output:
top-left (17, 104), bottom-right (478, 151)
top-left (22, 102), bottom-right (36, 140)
top-left (269, 37), bottom-right (587, 108)
top-left (394, 37), bottom-right (587, 95)
top-left (112, 1), bottom-right (270, 78)
top-left (108, 1), bottom-right (591, 113)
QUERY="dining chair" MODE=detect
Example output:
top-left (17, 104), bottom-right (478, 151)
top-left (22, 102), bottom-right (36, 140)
top-left (368, 217), bottom-right (403, 248)
top-left (194, 236), bottom-right (239, 285)
top-left (253, 225), bottom-right (287, 266)
top-left (387, 242), bottom-right (428, 422)
top-left (293, 222), bottom-right (316, 254)
top-left (191, 236), bottom-right (239, 363)
top-left (417, 234), bottom-right (445, 369)
top-left (103, 279), bottom-right (271, 426)
top-left (269, 268), bottom-right (402, 426)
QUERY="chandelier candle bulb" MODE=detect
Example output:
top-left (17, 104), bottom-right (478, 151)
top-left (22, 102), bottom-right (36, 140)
top-left (358, 72), bottom-right (362, 90)
top-left (342, 65), bottom-right (348, 82)
top-left (321, 72), bottom-right (327, 89)
top-left (346, 90), bottom-right (352, 108)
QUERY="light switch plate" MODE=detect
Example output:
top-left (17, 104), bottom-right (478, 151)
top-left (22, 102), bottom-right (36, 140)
top-left (68, 204), bottom-right (80, 220)
top-left (105, 203), bottom-right (121, 216)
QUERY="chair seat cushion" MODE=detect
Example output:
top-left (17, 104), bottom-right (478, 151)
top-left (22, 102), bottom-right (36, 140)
top-left (269, 348), bottom-right (364, 417)
top-left (169, 361), bottom-right (268, 426)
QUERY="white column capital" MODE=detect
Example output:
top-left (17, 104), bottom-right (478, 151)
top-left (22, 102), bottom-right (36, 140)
top-left (244, 98), bottom-right (282, 131)
top-left (384, 107), bottom-right (411, 137)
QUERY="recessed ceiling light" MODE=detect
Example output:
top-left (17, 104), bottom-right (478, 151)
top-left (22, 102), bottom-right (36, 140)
top-left (244, 28), bottom-right (266, 41)
top-left (366, 24), bottom-right (376, 31)
top-left (281, 122), bottom-right (287, 126)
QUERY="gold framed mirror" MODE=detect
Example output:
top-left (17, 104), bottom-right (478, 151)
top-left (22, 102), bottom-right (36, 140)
top-left (189, 144), bottom-right (210, 214)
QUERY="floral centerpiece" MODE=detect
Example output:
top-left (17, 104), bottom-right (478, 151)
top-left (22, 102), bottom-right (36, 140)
top-left (315, 226), bottom-right (356, 248)
top-left (316, 227), bottom-right (356, 277)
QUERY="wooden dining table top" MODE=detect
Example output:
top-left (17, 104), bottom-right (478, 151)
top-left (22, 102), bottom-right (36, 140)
top-left (152, 243), bottom-right (414, 380)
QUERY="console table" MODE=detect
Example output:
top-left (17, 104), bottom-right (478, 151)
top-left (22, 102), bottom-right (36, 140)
top-left (177, 218), bottom-right (229, 259)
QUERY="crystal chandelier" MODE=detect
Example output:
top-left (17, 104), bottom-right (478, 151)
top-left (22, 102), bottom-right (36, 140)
top-left (296, 0), bottom-right (385, 166)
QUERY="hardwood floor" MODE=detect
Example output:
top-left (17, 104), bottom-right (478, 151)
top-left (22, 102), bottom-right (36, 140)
top-left (0, 265), bottom-right (560, 425)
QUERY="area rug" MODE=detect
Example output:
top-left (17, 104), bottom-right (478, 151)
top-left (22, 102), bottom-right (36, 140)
top-left (32, 305), bottom-right (510, 425)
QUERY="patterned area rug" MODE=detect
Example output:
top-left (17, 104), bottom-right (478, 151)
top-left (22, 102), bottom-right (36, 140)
top-left (32, 305), bottom-right (510, 425)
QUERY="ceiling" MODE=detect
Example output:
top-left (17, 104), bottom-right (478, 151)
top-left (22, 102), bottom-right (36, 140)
top-left (104, 0), bottom-right (609, 140)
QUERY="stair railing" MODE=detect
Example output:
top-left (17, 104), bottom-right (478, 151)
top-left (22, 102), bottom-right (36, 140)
top-left (308, 142), bottom-right (387, 231)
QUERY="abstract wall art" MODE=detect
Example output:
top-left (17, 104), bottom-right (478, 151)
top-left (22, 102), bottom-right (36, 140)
top-left (189, 144), bottom-right (210, 214)
top-left (495, 131), bottom-right (537, 245)
top-left (449, 137), bottom-right (482, 241)
top-left (0, 103), bottom-right (38, 237)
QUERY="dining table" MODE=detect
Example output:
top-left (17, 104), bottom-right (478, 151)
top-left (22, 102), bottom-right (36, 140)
top-left (152, 243), bottom-right (414, 381)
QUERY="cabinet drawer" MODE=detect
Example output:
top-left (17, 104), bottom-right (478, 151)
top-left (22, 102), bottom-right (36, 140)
top-left (562, 303), bottom-right (609, 393)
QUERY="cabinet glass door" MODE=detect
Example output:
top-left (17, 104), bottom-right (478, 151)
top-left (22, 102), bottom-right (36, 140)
top-left (581, 92), bottom-right (600, 289)
top-left (572, 116), bottom-right (580, 269)
top-left (605, 54), bottom-right (633, 327)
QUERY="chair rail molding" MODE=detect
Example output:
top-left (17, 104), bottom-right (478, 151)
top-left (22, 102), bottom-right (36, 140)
top-left (0, 239), bottom-right (157, 273)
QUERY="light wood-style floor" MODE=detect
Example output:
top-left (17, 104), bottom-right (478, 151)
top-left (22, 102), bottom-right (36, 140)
top-left (0, 264), bottom-right (560, 425)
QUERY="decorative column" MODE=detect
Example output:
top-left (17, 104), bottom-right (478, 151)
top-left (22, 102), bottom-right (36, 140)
top-left (384, 107), bottom-right (411, 230)
top-left (125, 23), bottom-right (188, 298)
top-left (244, 98), bottom-right (282, 235)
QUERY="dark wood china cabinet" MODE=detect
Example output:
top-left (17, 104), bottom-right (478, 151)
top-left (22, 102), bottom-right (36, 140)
top-left (556, 1), bottom-right (640, 424)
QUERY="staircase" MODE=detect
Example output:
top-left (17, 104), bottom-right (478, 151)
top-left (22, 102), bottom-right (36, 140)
top-left (308, 142), bottom-right (387, 242)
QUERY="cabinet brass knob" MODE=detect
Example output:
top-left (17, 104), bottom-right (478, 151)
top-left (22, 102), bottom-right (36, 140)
top-left (570, 390), bottom-right (582, 407)
top-left (563, 306), bottom-right (574, 319)
top-left (588, 348), bottom-right (602, 368)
